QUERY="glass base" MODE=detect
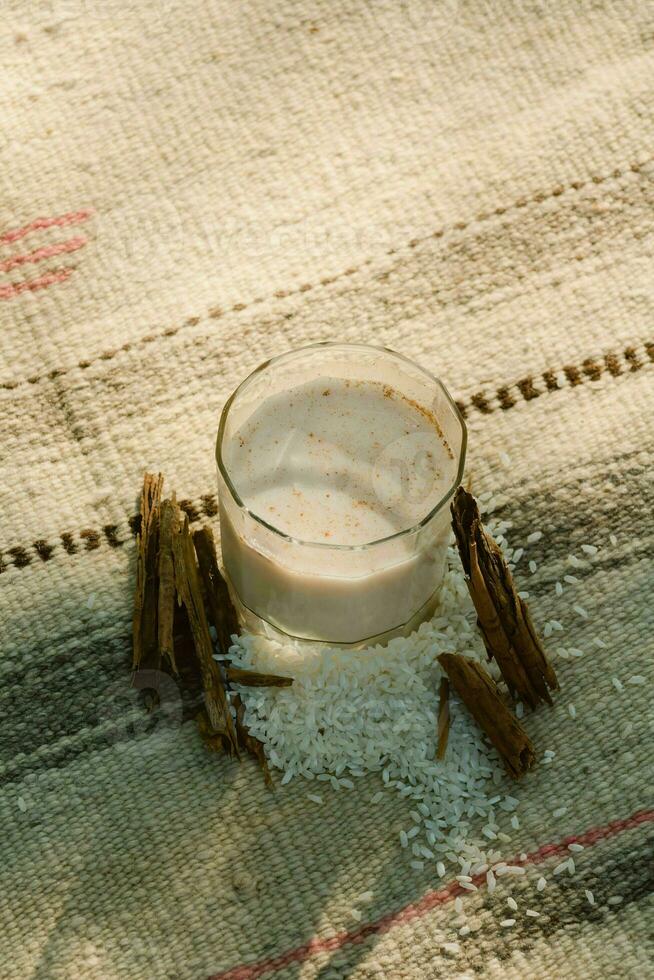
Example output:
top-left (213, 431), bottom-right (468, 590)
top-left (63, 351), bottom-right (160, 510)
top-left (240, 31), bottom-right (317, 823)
top-left (227, 578), bottom-right (442, 651)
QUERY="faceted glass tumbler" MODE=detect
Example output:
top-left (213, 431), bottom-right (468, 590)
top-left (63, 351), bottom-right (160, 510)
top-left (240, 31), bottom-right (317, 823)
top-left (216, 342), bottom-right (466, 646)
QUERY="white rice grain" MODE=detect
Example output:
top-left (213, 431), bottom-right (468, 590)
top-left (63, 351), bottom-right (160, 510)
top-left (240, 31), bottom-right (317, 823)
top-left (573, 604), bottom-right (589, 619)
top-left (568, 843), bottom-right (584, 852)
top-left (529, 560), bottom-right (537, 574)
top-left (612, 677), bottom-right (624, 692)
top-left (527, 531), bottom-right (542, 543)
top-left (555, 581), bottom-right (563, 596)
top-left (585, 890), bottom-right (595, 905)
top-left (581, 544), bottom-right (598, 555)
top-left (609, 534), bottom-right (618, 546)
top-left (563, 575), bottom-right (579, 584)
top-left (500, 919), bottom-right (516, 927)
top-left (608, 896), bottom-right (623, 905)
top-left (507, 897), bottom-right (518, 911)
top-left (526, 909), bottom-right (540, 917)
top-left (627, 675), bottom-right (646, 685)
top-left (307, 794), bottom-right (323, 804)
top-left (536, 877), bottom-right (547, 891)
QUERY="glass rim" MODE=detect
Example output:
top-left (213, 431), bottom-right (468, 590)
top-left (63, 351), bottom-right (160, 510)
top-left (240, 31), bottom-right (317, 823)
top-left (215, 341), bottom-right (467, 552)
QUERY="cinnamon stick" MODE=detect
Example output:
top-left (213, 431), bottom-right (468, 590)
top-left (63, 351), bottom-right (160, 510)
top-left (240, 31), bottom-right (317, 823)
top-left (157, 496), bottom-right (179, 675)
top-left (172, 511), bottom-right (239, 756)
top-left (193, 525), bottom-right (239, 657)
top-left (197, 707), bottom-right (235, 756)
top-left (438, 653), bottom-right (535, 779)
top-left (132, 472), bottom-right (164, 670)
top-left (451, 487), bottom-right (558, 708)
top-left (436, 677), bottom-right (450, 760)
top-left (225, 666), bottom-right (293, 688)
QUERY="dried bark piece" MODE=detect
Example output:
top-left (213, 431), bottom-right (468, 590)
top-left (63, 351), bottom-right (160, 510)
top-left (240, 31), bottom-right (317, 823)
top-left (157, 497), bottom-right (179, 674)
top-left (197, 707), bottom-right (234, 755)
top-left (192, 525), bottom-right (239, 657)
top-left (451, 487), bottom-right (558, 708)
top-left (225, 666), bottom-right (293, 688)
top-left (436, 677), bottom-right (450, 760)
top-left (172, 605), bottom-right (204, 708)
top-left (233, 693), bottom-right (273, 789)
top-left (132, 472), bottom-right (164, 670)
top-left (172, 511), bottom-right (239, 756)
top-left (438, 654), bottom-right (535, 779)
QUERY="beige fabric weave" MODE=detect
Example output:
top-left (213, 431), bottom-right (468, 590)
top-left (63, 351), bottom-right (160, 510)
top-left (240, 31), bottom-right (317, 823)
top-left (1, 2), bottom-right (653, 978)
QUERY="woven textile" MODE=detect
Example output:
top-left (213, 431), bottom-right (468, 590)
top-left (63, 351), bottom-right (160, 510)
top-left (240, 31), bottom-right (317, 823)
top-left (1, 1), bottom-right (653, 977)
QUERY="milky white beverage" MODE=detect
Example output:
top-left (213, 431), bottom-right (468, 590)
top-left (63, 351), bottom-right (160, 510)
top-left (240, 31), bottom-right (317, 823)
top-left (217, 345), bottom-right (466, 645)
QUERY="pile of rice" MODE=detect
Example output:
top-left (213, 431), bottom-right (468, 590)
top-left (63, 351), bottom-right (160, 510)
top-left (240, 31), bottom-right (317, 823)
top-left (225, 510), bottom-right (524, 878)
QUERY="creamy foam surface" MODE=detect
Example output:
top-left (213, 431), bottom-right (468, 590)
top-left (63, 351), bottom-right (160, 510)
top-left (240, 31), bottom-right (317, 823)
top-left (224, 377), bottom-right (454, 546)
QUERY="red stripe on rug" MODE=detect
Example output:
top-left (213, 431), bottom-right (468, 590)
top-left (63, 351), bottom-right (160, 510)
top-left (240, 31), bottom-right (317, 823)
top-left (0, 210), bottom-right (93, 246)
top-left (208, 808), bottom-right (654, 980)
top-left (0, 236), bottom-right (87, 274)
top-left (0, 268), bottom-right (74, 300)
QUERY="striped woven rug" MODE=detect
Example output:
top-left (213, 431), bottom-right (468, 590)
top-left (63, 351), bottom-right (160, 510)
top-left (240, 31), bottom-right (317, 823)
top-left (1, 2), bottom-right (652, 977)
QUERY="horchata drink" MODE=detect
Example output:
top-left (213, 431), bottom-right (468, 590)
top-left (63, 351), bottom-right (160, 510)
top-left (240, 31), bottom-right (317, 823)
top-left (216, 344), bottom-right (466, 646)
